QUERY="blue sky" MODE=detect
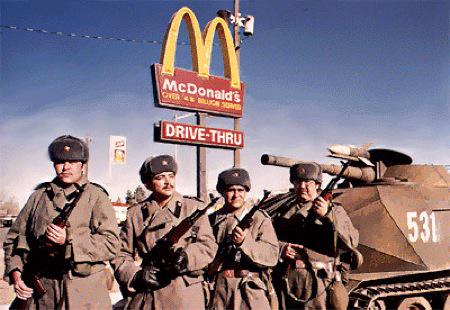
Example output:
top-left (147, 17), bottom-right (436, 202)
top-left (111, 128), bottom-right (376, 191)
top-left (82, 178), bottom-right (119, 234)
top-left (1, 0), bottom-right (449, 205)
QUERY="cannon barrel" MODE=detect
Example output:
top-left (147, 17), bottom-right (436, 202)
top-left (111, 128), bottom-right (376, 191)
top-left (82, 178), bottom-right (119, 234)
top-left (261, 154), bottom-right (376, 183)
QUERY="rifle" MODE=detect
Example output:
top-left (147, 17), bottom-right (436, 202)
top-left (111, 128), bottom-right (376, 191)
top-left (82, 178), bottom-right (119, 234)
top-left (38, 183), bottom-right (86, 257)
top-left (142, 197), bottom-right (220, 270)
top-left (10, 272), bottom-right (47, 310)
top-left (11, 183), bottom-right (87, 309)
top-left (208, 190), bottom-right (272, 274)
top-left (318, 161), bottom-right (350, 202)
top-left (312, 161), bottom-right (363, 269)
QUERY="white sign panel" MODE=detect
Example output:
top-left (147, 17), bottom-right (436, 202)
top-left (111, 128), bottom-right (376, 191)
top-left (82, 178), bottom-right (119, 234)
top-left (110, 136), bottom-right (127, 165)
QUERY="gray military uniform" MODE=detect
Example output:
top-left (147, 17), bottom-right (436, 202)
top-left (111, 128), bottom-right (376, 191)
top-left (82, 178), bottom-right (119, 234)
top-left (208, 204), bottom-right (279, 310)
top-left (271, 200), bottom-right (359, 310)
top-left (111, 192), bottom-right (217, 309)
top-left (3, 178), bottom-right (120, 309)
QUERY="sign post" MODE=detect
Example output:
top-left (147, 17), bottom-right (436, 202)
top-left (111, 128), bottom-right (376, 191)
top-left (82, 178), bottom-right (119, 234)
top-left (233, 0), bottom-right (241, 168)
top-left (197, 113), bottom-right (207, 202)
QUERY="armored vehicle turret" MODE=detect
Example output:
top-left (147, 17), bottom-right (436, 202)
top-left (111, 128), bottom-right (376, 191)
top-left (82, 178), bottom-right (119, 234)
top-left (260, 146), bottom-right (450, 310)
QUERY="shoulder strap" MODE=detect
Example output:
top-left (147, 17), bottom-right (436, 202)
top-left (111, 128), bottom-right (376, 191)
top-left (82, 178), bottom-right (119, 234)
top-left (26, 186), bottom-right (50, 237)
top-left (208, 211), bottom-right (217, 226)
top-left (89, 182), bottom-right (109, 196)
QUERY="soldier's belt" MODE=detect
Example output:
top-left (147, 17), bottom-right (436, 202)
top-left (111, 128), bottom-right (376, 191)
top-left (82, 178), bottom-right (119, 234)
top-left (293, 259), bottom-right (335, 273)
top-left (292, 259), bottom-right (342, 281)
top-left (221, 269), bottom-right (259, 278)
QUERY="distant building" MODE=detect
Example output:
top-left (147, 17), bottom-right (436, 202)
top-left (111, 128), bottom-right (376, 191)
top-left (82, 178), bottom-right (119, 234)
top-left (112, 201), bottom-right (130, 224)
top-left (0, 214), bottom-right (16, 227)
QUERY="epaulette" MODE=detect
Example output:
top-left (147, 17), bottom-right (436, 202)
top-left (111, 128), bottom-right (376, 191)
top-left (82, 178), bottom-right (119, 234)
top-left (183, 195), bottom-right (204, 203)
top-left (34, 182), bottom-right (54, 200)
top-left (34, 182), bottom-right (52, 191)
top-left (90, 182), bottom-right (109, 196)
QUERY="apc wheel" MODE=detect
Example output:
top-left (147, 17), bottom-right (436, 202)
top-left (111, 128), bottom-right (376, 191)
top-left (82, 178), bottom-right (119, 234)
top-left (397, 297), bottom-right (432, 310)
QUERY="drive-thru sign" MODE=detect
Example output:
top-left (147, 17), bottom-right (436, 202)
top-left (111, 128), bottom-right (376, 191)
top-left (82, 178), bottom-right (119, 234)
top-left (156, 121), bottom-right (244, 149)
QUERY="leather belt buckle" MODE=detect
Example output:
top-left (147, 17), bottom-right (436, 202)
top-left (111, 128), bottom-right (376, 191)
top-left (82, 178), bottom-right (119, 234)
top-left (222, 269), bottom-right (235, 278)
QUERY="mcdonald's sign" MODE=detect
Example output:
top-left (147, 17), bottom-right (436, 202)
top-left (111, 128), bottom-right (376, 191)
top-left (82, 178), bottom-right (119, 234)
top-left (152, 7), bottom-right (245, 118)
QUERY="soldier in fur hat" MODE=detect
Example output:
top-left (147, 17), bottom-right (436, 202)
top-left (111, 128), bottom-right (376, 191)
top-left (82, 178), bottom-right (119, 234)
top-left (111, 155), bottom-right (217, 309)
top-left (271, 162), bottom-right (359, 310)
top-left (3, 135), bottom-right (120, 309)
top-left (208, 168), bottom-right (279, 310)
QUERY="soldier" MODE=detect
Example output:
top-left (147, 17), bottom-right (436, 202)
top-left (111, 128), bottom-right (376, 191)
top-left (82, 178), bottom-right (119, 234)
top-left (208, 168), bottom-right (279, 310)
top-left (271, 163), bottom-right (359, 310)
top-left (3, 135), bottom-right (120, 309)
top-left (111, 155), bottom-right (217, 309)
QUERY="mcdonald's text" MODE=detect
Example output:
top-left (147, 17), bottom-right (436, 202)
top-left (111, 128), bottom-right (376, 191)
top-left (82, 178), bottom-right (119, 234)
top-left (152, 64), bottom-right (245, 118)
top-left (156, 121), bottom-right (244, 149)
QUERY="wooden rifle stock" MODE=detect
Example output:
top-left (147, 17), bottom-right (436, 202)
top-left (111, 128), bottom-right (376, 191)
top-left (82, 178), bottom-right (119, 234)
top-left (10, 274), bottom-right (47, 310)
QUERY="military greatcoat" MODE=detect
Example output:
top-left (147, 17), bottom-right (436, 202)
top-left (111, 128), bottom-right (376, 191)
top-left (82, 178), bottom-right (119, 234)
top-left (111, 192), bottom-right (217, 309)
top-left (208, 204), bottom-right (279, 310)
top-left (3, 178), bottom-right (120, 309)
top-left (271, 200), bottom-right (359, 310)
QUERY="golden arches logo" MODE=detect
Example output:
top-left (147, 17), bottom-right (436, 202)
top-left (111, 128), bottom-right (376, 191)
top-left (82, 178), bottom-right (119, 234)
top-left (160, 7), bottom-right (241, 90)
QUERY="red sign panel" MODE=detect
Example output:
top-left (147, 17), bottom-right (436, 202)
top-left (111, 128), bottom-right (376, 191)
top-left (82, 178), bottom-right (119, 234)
top-left (152, 64), bottom-right (245, 118)
top-left (157, 121), bottom-right (244, 149)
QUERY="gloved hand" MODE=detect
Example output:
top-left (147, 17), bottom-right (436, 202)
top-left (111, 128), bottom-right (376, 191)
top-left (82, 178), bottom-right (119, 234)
top-left (132, 264), bottom-right (161, 291)
top-left (167, 248), bottom-right (189, 276)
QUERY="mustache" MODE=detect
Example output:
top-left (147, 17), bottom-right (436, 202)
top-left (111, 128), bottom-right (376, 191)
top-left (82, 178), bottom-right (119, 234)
top-left (162, 185), bottom-right (174, 190)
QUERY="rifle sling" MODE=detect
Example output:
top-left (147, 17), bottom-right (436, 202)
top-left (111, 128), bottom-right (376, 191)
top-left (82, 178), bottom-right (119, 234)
top-left (59, 184), bottom-right (86, 222)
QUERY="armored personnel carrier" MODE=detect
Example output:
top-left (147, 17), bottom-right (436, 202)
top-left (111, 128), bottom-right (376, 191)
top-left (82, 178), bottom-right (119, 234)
top-left (260, 146), bottom-right (450, 310)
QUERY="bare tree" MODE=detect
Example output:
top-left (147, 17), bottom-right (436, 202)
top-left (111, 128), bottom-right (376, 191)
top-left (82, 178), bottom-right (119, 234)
top-left (134, 186), bottom-right (147, 203)
top-left (125, 189), bottom-right (135, 205)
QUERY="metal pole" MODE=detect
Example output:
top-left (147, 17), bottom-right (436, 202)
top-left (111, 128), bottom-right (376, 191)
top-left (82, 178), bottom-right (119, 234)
top-left (174, 112), bottom-right (178, 162)
top-left (196, 112), bottom-right (207, 201)
top-left (233, 0), bottom-right (241, 168)
top-left (83, 136), bottom-right (92, 178)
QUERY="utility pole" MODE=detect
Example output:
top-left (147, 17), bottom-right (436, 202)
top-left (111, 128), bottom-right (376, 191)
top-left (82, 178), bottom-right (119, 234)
top-left (83, 136), bottom-right (92, 178)
top-left (196, 112), bottom-right (207, 202)
top-left (233, 0), bottom-right (241, 168)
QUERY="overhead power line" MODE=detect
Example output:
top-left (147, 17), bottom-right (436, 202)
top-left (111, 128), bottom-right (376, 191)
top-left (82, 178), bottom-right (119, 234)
top-left (0, 24), bottom-right (217, 46)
